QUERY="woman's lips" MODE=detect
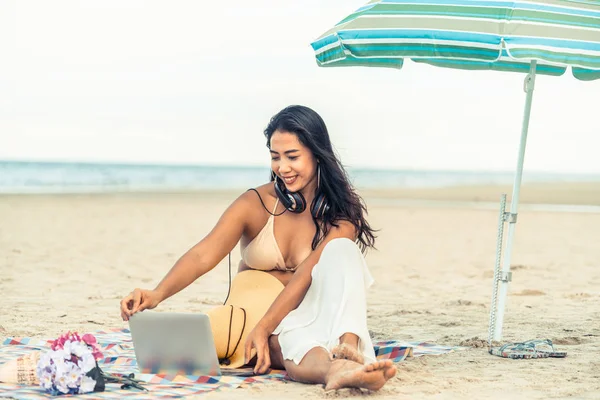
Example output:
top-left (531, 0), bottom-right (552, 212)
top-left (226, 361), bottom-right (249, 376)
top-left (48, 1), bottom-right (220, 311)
top-left (282, 175), bottom-right (297, 185)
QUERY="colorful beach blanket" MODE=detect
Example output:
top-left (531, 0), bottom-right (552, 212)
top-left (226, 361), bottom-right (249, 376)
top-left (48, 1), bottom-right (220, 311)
top-left (0, 329), bottom-right (456, 399)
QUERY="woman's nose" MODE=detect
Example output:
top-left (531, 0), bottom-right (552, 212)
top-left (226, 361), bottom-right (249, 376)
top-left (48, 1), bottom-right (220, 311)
top-left (277, 161), bottom-right (292, 174)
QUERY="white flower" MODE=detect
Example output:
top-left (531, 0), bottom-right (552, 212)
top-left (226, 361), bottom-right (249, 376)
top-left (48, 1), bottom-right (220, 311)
top-left (62, 340), bottom-right (72, 354)
top-left (38, 351), bottom-right (52, 368)
top-left (78, 352), bottom-right (96, 373)
top-left (54, 371), bottom-right (69, 394)
top-left (36, 352), bottom-right (53, 378)
top-left (66, 363), bottom-right (82, 389)
top-left (52, 357), bottom-right (68, 378)
top-left (79, 376), bottom-right (96, 394)
top-left (39, 371), bottom-right (54, 390)
top-left (51, 349), bottom-right (69, 367)
top-left (70, 341), bottom-right (87, 358)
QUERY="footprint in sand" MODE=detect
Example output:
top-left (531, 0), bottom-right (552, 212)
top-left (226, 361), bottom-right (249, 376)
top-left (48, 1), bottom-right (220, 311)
top-left (386, 309), bottom-right (431, 316)
top-left (439, 321), bottom-right (461, 327)
top-left (448, 300), bottom-right (486, 307)
top-left (513, 289), bottom-right (546, 296)
top-left (552, 336), bottom-right (589, 345)
top-left (510, 264), bottom-right (528, 270)
top-left (459, 337), bottom-right (488, 348)
top-left (189, 298), bottom-right (222, 305)
top-left (565, 293), bottom-right (592, 299)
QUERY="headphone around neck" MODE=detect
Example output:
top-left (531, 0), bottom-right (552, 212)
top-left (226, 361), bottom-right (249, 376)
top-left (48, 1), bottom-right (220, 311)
top-left (273, 166), bottom-right (330, 219)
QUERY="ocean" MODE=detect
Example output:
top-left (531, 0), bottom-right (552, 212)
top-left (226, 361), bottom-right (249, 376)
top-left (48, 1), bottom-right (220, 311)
top-left (1, 160), bottom-right (599, 194)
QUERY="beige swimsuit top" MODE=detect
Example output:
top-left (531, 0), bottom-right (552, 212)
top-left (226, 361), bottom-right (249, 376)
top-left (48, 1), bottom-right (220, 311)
top-left (241, 199), bottom-right (298, 272)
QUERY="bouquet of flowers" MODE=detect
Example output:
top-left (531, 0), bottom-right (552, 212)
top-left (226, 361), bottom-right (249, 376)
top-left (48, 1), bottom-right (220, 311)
top-left (35, 332), bottom-right (145, 396)
top-left (35, 332), bottom-right (103, 395)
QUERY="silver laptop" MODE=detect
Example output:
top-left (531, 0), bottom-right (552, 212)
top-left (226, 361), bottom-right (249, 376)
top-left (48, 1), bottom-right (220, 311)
top-left (128, 311), bottom-right (254, 377)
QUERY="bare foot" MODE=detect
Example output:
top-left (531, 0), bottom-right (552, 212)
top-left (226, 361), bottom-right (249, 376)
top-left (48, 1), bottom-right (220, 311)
top-left (331, 343), bottom-right (364, 364)
top-left (325, 359), bottom-right (397, 391)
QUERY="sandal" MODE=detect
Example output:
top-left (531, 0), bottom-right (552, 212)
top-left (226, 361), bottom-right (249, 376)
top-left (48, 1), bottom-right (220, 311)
top-left (489, 339), bottom-right (567, 359)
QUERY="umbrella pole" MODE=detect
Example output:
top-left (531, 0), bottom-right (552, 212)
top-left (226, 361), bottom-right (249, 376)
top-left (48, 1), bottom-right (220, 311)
top-left (492, 60), bottom-right (537, 341)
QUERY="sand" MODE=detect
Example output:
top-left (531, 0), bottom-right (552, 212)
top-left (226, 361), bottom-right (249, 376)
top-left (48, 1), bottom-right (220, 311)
top-left (1, 182), bottom-right (599, 399)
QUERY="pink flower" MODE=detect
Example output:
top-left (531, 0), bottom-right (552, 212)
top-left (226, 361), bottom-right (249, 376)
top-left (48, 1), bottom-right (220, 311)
top-left (82, 334), bottom-right (103, 360)
top-left (51, 332), bottom-right (71, 351)
top-left (81, 334), bottom-right (97, 346)
top-left (69, 332), bottom-right (82, 342)
top-left (58, 332), bottom-right (76, 345)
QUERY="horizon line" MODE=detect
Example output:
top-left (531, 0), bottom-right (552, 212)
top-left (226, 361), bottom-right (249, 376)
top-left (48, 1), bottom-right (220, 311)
top-left (1, 158), bottom-right (599, 177)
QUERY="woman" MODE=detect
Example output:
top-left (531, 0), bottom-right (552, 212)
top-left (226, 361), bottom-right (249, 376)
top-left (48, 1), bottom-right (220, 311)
top-left (119, 105), bottom-right (397, 391)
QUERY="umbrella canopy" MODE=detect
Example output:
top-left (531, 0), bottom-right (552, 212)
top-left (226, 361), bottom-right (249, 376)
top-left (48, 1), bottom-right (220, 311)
top-left (311, 0), bottom-right (600, 80)
top-left (310, 0), bottom-right (600, 344)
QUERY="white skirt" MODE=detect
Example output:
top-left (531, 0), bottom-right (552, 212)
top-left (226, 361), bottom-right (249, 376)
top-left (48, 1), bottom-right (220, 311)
top-left (273, 237), bottom-right (377, 365)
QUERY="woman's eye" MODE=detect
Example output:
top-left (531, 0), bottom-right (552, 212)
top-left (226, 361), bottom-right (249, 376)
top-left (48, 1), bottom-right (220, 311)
top-left (288, 156), bottom-right (298, 161)
top-left (271, 157), bottom-right (280, 161)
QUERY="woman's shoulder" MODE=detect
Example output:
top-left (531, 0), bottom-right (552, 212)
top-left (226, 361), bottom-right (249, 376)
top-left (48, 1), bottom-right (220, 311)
top-left (235, 182), bottom-right (277, 211)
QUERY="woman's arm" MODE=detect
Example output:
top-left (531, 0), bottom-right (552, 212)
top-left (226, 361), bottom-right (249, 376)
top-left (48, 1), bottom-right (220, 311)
top-left (120, 191), bottom-right (255, 320)
top-left (244, 220), bottom-right (357, 373)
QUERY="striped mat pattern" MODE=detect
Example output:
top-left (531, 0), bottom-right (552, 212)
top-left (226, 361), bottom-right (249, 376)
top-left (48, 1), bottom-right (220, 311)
top-left (311, 0), bottom-right (600, 80)
top-left (0, 328), bottom-right (457, 399)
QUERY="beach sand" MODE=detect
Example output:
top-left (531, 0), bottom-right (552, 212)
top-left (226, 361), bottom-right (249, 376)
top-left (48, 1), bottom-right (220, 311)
top-left (1, 182), bottom-right (599, 399)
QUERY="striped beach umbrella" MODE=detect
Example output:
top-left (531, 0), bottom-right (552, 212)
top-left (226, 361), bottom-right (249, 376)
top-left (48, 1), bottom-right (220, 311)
top-left (310, 0), bottom-right (600, 343)
top-left (312, 0), bottom-right (600, 79)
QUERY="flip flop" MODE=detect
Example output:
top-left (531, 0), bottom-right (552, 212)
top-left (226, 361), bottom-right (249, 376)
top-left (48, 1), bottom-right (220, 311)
top-left (489, 339), bottom-right (567, 359)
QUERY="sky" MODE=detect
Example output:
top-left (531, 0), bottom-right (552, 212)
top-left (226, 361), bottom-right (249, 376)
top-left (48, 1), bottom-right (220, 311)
top-left (2, 0), bottom-right (600, 174)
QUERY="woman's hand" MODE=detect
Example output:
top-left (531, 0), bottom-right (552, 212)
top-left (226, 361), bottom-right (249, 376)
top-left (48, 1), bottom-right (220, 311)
top-left (244, 323), bottom-right (272, 375)
top-left (120, 288), bottom-right (162, 321)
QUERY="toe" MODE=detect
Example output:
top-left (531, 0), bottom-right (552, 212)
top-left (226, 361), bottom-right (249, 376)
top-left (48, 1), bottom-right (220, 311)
top-left (385, 365), bottom-right (397, 380)
top-left (365, 360), bottom-right (392, 372)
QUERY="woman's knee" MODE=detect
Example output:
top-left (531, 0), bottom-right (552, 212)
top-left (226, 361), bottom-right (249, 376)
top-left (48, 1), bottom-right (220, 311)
top-left (316, 237), bottom-right (365, 275)
top-left (323, 237), bottom-right (360, 254)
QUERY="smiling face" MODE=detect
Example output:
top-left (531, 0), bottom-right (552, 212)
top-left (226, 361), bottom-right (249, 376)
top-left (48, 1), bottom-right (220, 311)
top-left (269, 130), bottom-right (318, 197)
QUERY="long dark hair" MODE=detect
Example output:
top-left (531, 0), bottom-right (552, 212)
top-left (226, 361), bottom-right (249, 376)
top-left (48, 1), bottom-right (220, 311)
top-left (264, 105), bottom-right (376, 252)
